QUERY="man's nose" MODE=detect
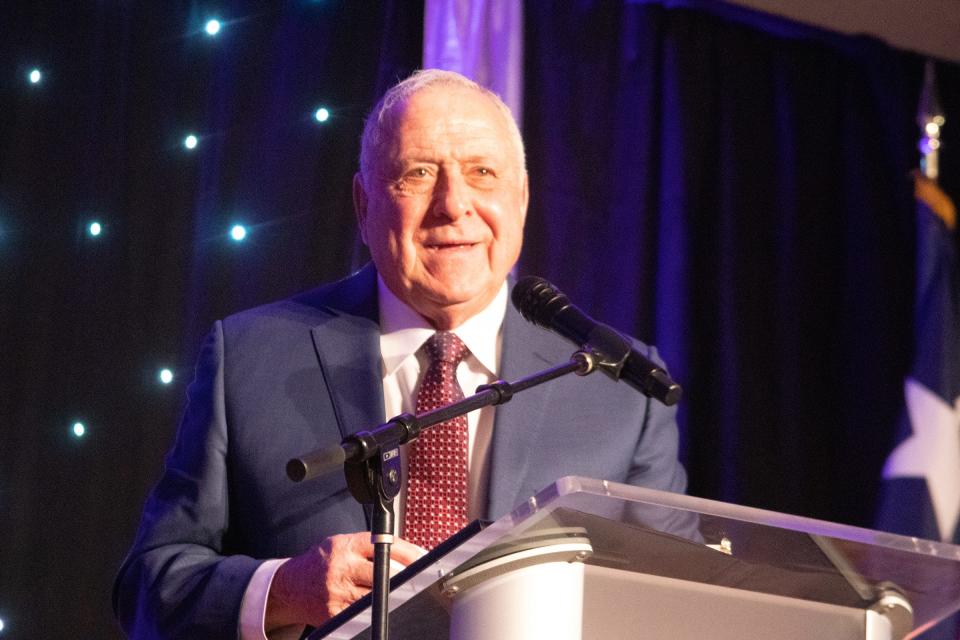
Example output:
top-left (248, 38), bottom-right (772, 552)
top-left (431, 171), bottom-right (472, 221)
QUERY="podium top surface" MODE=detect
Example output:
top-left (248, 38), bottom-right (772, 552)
top-left (527, 478), bottom-right (960, 632)
top-left (316, 477), bottom-right (960, 640)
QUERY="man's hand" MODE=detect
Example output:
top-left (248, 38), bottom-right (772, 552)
top-left (264, 532), bottom-right (425, 632)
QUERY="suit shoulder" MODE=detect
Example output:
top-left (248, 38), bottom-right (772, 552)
top-left (220, 265), bottom-right (377, 337)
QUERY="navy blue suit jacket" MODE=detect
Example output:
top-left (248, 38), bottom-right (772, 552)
top-left (113, 264), bottom-right (687, 638)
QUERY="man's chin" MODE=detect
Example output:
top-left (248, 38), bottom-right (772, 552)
top-left (420, 289), bottom-right (483, 311)
top-left (419, 273), bottom-right (491, 302)
top-left (409, 281), bottom-right (498, 327)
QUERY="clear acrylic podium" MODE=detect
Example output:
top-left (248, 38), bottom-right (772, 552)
top-left (309, 476), bottom-right (960, 640)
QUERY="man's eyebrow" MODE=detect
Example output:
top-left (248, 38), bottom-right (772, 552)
top-left (395, 156), bottom-right (439, 165)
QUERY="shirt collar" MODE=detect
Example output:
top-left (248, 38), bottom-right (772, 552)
top-left (377, 276), bottom-right (506, 377)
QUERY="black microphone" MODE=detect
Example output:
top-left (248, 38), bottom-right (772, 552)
top-left (511, 276), bottom-right (682, 406)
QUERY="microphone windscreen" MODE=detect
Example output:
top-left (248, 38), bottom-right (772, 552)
top-left (511, 276), bottom-right (571, 327)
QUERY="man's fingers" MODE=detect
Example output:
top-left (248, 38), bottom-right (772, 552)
top-left (390, 538), bottom-right (429, 566)
top-left (331, 534), bottom-right (428, 591)
top-left (326, 582), bottom-right (371, 620)
top-left (347, 557), bottom-right (376, 588)
top-left (350, 537), bottom-right (428, 584)
top-left (389, 559), bottom-right (407, 577)
top-left (336, 531), bottom-right (375, 559)
top-left (342, 534), bottom-right (425, 570)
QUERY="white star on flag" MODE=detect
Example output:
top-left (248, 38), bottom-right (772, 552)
top-left (883, 378), bottom-right (960, 541)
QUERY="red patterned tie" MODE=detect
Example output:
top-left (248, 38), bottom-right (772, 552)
top-left (404, 331), bottom-right (471, 549)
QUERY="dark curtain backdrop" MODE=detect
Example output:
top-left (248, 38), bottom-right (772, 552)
top-left (0, 2), bottom-right (422, 637)
top-left (522, 0), bottom-right (959, 527)
top-left (2, 0), bottom-right (960, 637)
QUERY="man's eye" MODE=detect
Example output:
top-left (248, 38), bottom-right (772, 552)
top-left (408, 167), bottom-right (430, 179)
top-left (394, 168), bottom-right (434, 194)
top-left (474, 167), bottom-right (494, 177)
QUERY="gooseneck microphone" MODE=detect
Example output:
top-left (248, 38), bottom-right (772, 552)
top-left (511, 276), bottom-right (682, 406)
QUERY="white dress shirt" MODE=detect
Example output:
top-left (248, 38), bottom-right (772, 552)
top-left (238, 277), bottom-right (507, 639)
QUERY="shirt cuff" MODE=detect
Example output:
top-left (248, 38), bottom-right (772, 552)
top-left (239, 558), bottom-right (303, 640)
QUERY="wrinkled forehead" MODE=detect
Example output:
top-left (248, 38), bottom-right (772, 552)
top-left (381, 85), bottom-right (521, 162)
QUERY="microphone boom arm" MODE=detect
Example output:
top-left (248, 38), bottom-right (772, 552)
top-left (286, 349), bottom-right (599, 484)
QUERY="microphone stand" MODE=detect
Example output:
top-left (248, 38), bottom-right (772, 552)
top-left (287, 349), bottom-right (603, 640)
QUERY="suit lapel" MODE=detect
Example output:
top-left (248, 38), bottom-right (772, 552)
top-left (486, 303), bottom-right (567, 518)
top-left (306, 264), bottom-right (386, 439)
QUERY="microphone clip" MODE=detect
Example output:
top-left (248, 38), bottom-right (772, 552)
top-left (582, 323), bottom-right (633, 380)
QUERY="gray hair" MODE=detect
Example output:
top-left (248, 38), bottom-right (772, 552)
top-left (359, 69), bottom-right (526, 187)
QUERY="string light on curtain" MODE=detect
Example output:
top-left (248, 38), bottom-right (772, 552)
top-left (314, 107), bottom-right (330, 123)
top-left (72, 422), bottom-right (86, 438)
top-left (158, 368), bottom-right (174, 385)
top-left (87, 221), bottom-right (103, 237)
top-left (204, 19), bottom-right (222, 36)
top-left (28, 68), bottom-right (42, 84)
top-left (183, 134), bottom-right (199, 150)
top-left (229, 224), bottom-right (247, 242)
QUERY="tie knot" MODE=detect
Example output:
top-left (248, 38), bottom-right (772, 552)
top-left (424, 331), bottom-right (470, 366)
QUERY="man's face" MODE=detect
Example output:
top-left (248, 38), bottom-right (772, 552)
top-left (354, 85), bottom-right (528, 329)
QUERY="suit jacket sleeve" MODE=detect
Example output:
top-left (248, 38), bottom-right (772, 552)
top-left (113, 321), bottom-right (262, 638)
top-left (619, 342), bottom-right (701, 539)
top-left (626, 343), bottom-right (687, 495)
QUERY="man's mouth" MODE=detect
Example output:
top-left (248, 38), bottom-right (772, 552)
top-left (424, 241), bottom-right (478, 251)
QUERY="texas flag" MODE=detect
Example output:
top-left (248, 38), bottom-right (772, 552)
top-left (876, 174), bottom-right (959, 638)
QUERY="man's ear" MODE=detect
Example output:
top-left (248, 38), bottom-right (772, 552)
top-left (352, 172), bottom-right (369, 245)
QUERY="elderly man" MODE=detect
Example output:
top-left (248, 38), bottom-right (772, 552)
top-left (113, 69), bottom-right (687, 638)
